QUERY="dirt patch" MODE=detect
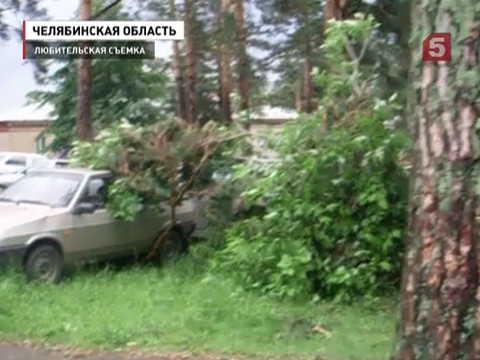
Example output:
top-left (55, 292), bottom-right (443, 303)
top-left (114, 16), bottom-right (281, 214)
top-left (0, 341), bottom-right (316, 360)
top-left (0, 342), bottom-right (215, 360)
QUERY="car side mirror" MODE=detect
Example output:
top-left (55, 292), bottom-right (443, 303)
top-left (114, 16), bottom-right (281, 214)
top-left (73, 202), bottom-right (96, 215)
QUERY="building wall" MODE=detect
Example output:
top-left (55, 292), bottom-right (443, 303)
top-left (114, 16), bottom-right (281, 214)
top-left (0, 118), bottom-right (289, 155)
top-left (0, 133), bottom-right (8, 151)
top-left (0, 122), bottom-right (8, 151)
top-left (0, 121), bottom-right (52, 153)
top-left (7, 127), bottom-right (47, 152)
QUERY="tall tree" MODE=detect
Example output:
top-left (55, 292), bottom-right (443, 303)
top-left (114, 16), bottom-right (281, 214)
top-left (0, 0), bottom-right (47, 76)
top-left (255, 0), bottom-right (323, 113)
top-left (324, 0), bottom-right (347, 21)
top-left (30, 57), bottom-right (169, 150)
top-left (168, 0), bottom-right (186, 120)
top-left (141, 0), bottom-right (264, 124)
top-left (392, 1), bottom-right (480, 359)
top-left (234, 0), bottom-right (249, 112)
top-left (301, 4), bottom-right (313, 113)
top-left (29, 3), bottom-right (169, 150)
top-left (217, 0), bottom-right (233, 123)
top-left (0, 0), bottom-right (45, 39)
top-left (184, 0), bottom-right (197, 123)
top-left (76, 0), bottom-right (94, 141)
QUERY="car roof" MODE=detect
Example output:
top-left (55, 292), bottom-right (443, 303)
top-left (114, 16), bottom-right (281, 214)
top-left (27, 167), bottom-right (111, 177)
top-left (0, 151), bottom-right (45, 157)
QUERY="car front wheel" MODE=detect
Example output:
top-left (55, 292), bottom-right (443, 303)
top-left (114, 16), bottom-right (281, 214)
top-left (24, 244), bottom-right (63, 283)
top-left (158, 231), bottom-right (184, 265)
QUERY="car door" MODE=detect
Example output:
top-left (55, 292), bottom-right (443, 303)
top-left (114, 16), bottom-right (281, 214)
top-left (1, 155), bottom-right (27, 174)
top-left (130, 205), bottom-right (168, 253)
top-left (70, 175), bottom-right (133, 260)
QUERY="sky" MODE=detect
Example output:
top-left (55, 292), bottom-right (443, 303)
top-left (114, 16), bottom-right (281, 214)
top-left (0, 0), bottom-right (172, 120)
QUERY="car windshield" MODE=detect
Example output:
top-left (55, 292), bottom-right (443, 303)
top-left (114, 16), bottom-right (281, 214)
top-left (0, 172), bottom-right (83, 207)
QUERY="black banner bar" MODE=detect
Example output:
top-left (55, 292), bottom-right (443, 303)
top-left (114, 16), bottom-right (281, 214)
top-left (25, 41), bottom-right (155, 59)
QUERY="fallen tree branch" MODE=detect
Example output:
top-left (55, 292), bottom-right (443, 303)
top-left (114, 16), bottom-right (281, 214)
top-left (143, 132), bottom-right (242, 261)
top-left (143, 222), bottom-right (174, 262)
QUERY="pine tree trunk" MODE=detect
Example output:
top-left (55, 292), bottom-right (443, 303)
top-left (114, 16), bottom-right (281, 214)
top-left (324, 0), bottom-right (347, 21)
top-left (303, 54), bottom-right (312, 113)
top-left (234, 0), bottom-right (249, 111)
top-left (218, 0), bottom-right (233, 124)
top-left (294, 81), bottom-right (302, 112)
top-left (184, 0), bottom-right (197, 124)
top-left (76, 0), bottom-right (94, 141)
top-left (392, 1), bottom-right (480, 359)
top-left (302, 9), bottom-right (313, 113)
top-left (169, 0), bottom-right (186, 120)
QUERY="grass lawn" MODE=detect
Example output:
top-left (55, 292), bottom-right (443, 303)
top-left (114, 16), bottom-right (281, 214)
top-left (0, 257), bottom-right (396, 360)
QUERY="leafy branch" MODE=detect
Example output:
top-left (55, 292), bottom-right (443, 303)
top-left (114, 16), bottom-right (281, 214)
top-left (71, 117), bottom-right (249, 260)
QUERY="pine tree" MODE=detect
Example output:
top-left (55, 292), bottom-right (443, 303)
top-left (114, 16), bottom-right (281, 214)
top-left (0, 0), bottom-right (45, 40)
top-left (168, 0), bottom-right (187, 120)
top-left (256, 0), bottom-right (323, 112)
top-left (217, 0), bottom-right (234, 123)
top-left (392, 1), bottom-right (480, 358)
top-left (77, 0), bottom-right (94, 141)
top-left (234, 0), bottom-right (249, 111)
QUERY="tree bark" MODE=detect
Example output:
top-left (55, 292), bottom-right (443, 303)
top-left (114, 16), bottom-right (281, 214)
top-left (168, 0), bottom-right (186, 120)
top-left (392, 1), bottom-right (480, 359)
top-left (302, 8), bottom-right (313, 113)
top-left (303, 49), bottom-right (313, 113)
top-left (184, 0), bottom-right (197, 124)
top-left (294, 81), bottom-right (302, 112)
top-left (76, 0), bottom-right (94, 141)
top-left (218, 0), bottom-right (233, 124)
top-left (234, 0), bottom-right (249, 112)
top-left (324, 0), bottom-right (347, 21)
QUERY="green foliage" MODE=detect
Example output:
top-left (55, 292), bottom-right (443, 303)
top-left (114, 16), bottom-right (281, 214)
top-left (106, 178), bottom-right (145, 222)
top-left (266, 0), bottom-right (411, 109)
top-left (0, 0), bottom-right (46, 40)
top-left (27, 3), bottom-right (169, 150)
top-left (70, 119), bottom-right (247, 222)
top-left (70, 123), bottom-right (127, 169)
top-left (70, 122), bottom-right (146, 221)
top-left (213, 16), bottom-right (410, 301)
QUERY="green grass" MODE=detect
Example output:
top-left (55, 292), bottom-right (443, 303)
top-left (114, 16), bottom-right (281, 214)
top-left (0, 257), bottom-right (395, 360)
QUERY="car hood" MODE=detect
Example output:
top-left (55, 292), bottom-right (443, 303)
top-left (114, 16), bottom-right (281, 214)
top-left (0, 203), bottom-right (65, 230)
top-left (0, 173), bottom-right (23, 183)
top-left (0, 165), bottom-right (24, 174)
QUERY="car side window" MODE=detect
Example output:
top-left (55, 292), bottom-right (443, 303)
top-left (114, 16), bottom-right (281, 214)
top-left (5, 156), bottom-right (27, 166)
top-left (80, 177), bottom-right (110, 210)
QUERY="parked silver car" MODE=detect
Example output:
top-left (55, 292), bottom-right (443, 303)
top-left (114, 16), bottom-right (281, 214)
top-left (0, 168), bottom-right (196, 283)
top-left (0, 158), bottom-right (70, 191)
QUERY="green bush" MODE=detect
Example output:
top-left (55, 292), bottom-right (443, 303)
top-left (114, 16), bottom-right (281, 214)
top-left (212, 16), bottom-right (410, 301)
top-left (214, 114), bottom-right (409, 301)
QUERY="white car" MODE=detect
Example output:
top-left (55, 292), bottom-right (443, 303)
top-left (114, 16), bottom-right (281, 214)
top-left (0, 152), bottom-right (47, 175)
top-left (0, 158), bottom-right (68, 191)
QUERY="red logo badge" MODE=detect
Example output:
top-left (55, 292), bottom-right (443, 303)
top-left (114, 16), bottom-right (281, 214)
top-left (422, 33), bottom-right (451, 62)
